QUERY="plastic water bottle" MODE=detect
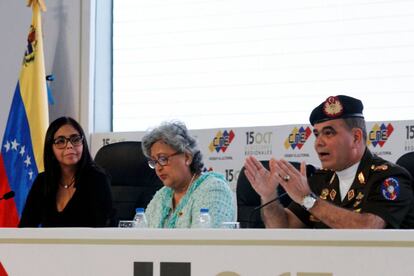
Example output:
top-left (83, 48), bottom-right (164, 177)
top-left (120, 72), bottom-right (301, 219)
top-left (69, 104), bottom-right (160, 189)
top-left (133, 207), bottom-right (148, 228)
top-left (197, 208), bottom-right (211, 228)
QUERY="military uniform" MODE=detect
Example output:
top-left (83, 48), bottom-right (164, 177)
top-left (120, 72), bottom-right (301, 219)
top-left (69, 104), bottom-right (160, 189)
top-left (288, 149), bottom-right (414, 228)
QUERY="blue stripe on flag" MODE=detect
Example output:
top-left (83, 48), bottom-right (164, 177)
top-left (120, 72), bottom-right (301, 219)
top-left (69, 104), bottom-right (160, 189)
top-left (1, 83), bottom-right (38, 215)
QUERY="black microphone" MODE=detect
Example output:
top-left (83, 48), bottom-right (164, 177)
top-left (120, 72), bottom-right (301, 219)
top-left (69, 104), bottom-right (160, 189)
top-left (0, 191), bottom-right (15, 200)
top-left (248, 192), bottom-right (288, 228)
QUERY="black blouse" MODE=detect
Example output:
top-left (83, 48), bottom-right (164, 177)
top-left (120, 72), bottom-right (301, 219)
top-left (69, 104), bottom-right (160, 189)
top-left (19, 167), bottom-right (113, 227)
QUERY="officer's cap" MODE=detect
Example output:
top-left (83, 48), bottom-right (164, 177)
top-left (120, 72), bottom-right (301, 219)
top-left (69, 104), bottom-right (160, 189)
top-left (309, 95), bottom-right (364, 126)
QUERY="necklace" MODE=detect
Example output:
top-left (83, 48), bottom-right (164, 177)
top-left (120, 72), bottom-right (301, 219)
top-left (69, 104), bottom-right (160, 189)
top-left (172, 173), bottom-right (198, 209)
top-left (60, 178), bottom-right (75, 189)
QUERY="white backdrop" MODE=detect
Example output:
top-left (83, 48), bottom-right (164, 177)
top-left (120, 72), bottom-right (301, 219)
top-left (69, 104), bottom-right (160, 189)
top-left (91, 120), bottom-right (413, 192)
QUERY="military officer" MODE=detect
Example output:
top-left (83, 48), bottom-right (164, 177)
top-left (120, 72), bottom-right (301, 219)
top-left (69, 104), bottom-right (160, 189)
top-left (245, 95), bottom-right (414, 228)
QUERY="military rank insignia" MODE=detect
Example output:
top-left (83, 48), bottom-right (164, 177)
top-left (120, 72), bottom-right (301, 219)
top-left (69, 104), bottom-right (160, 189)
top-left (329, 189), bottom-right (337, 201)
top-left (358, 172), bottom-right (365, 184)
top-left (347, 189), bottom-right (355, 201)
top-left (371, 164), bottom-right (389, 171)
top-left (353, 192), bottom-right (364, 207)
top-left (381, 177), bottom-right (400, 200)
top-left (320, 189), bottom-right (329, 200)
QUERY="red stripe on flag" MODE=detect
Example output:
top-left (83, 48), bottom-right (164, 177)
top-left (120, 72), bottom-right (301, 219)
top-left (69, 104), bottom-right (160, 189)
top-left (0, 262), bottom-right (8, 276)
top-left (0, 155), bottom-right (19, 227)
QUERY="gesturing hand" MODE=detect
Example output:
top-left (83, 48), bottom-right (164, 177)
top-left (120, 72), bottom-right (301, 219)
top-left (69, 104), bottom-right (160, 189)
top-left (270, 159), bottom-right (311, 204)
top-left (244, 156), bottom-right (279, 201)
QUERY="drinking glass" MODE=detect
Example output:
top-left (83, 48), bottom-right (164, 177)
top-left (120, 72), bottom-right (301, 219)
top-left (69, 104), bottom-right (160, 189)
top-left (118, 220), bottom-right (136, 228)
top-left (220, 222), bottom-right (240, 229)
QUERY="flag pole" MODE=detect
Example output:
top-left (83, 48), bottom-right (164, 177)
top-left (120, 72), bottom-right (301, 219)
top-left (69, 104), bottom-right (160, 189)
top-left (27, 0), bottom-right (47, 12)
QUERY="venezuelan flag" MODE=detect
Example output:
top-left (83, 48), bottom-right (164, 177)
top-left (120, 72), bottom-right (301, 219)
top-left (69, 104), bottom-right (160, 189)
top-left (0, 1), bottom-right (49, 227)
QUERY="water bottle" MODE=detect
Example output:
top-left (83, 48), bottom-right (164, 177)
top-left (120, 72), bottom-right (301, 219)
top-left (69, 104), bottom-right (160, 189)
top-left (133, 207), bottom-right (148, 228)
top-left (196, 208), bottom-right (211, 228)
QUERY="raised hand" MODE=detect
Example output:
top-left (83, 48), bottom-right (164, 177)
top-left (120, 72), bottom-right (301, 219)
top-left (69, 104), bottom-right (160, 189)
top-left (270, 159), bottom-right (311, 204)
top-left (244, 156), bottom-right (279, 201)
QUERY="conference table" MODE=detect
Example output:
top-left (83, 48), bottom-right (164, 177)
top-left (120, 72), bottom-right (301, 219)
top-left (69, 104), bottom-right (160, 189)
top-left (0, 228), bottom-right (413, 275)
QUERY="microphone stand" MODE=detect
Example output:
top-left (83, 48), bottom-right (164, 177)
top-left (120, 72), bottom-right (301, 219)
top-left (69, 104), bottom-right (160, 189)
top-left (247, 192), bottom-right (288, 228)
top-left (0, 191), bottom-right (15, 201)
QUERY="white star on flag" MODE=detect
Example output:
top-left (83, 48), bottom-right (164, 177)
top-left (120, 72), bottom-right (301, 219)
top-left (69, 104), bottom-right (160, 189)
top-left (11, 139), bottom-right (20, 151)
top-left (24, 155), bottom-right (31, 167)
top-left (28, 170), bottom-right (34, 180)
top-left (20, 145), bottom-right (26, 156)
top-left (3, 141), bottom-right (10, 152)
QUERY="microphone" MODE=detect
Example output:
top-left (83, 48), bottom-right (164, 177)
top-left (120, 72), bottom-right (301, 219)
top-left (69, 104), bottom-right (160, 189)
top-left (0, 191), bottom-right (15, 201)
top-left (248, 192), bottom-right (288, 228)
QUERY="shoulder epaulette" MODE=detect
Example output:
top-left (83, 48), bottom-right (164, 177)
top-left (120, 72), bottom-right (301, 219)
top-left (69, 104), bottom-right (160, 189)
top-left (371, 164), bottom-right (389, 172)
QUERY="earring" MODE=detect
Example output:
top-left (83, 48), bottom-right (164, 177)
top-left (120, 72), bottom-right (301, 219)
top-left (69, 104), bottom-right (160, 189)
top-left (186, 161), bottom-right (190, 165)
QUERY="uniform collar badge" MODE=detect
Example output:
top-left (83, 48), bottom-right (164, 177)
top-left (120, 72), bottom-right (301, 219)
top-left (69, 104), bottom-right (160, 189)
top-left (347, 189), bottom-right (355, 201)
top-left (329, 173), bottom-right (336, 185)
top-left (358, 172), bottom-right (365, 185)
top-left (356, 192), bottom-right (364, 200)
top-left (329, 189), bottom-right (337, 201)
top-left (320, 189), bottom-right (329, 200)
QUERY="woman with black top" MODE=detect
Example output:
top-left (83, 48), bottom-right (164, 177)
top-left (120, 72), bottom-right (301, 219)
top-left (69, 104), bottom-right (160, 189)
top-left (19, 117), bottom-right (113, 227)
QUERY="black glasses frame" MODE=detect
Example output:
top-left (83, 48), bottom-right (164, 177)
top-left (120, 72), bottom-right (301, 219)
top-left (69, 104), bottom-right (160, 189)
top-left (148, 152), bottom-right (181, 169)
top-left (53, 134), bottom-right (84, 149)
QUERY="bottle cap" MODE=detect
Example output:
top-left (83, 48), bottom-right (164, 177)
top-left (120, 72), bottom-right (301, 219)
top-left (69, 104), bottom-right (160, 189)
top-left (136, 207), bottom-right (145, 213)
top-left (200, 208), bottom-right (209, 213)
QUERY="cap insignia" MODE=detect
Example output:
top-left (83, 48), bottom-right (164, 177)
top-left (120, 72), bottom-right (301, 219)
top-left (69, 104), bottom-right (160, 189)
top-left (323, 96), bottom-right (344, 118)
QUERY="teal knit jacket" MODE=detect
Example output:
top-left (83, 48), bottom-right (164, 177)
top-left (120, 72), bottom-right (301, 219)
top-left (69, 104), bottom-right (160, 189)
top-left (145, 172), bottom-right (236, 228)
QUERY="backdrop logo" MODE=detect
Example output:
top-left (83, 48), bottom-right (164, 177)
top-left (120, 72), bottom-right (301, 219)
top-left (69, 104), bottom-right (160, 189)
top-left (202, 167), bottom-right (214, 172)
top-left (209, 130), bottom-right (235, 153)
top-left (368, 123), bottom-right (394, 147)
top-left (244, 131), bottom-right (272, 156)
top-left (404, 124), bottom-right (414, 151)
top-left (284, 126), bottom-right (311, 150)
top-left (225, 168), bottom-right (241, 183)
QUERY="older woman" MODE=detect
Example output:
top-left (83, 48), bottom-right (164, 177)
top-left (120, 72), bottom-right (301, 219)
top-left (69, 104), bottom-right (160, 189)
top-left (141, 121), bottom-right (235, 228)
top-left (19, 117), bottom-right (113, 227)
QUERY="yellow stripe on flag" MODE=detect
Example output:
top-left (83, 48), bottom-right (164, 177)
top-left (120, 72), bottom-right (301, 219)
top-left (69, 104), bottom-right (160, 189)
top-left (19, 2), bottom-right (49, 172)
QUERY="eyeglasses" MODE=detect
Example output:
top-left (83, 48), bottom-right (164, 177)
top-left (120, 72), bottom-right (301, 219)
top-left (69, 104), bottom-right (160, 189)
top-left (148, 152), bottom-right (181, 169)
top-left (53, 134), bottom-right (83, 149)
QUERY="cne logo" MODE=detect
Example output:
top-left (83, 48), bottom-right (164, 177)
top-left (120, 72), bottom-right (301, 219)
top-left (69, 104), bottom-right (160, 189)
top-left (23, 25), bottom-right (37, 67)
top-left (284, 126), bottom-right (312, 150)
top-left (368, 123), bottom-right (394, 148)
top-left (209, 130), bottom-right (235, 153)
